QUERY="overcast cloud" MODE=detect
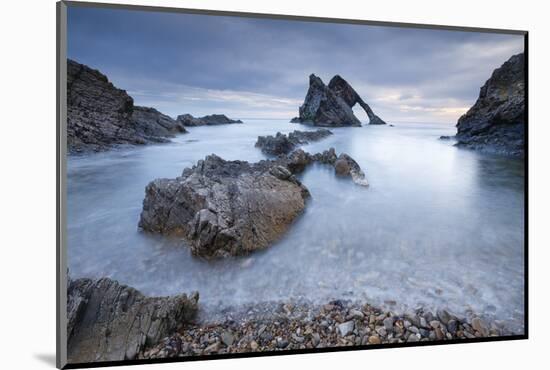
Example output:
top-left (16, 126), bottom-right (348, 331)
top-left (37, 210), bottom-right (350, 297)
top-left (67, 6), bottom-right (524, 124)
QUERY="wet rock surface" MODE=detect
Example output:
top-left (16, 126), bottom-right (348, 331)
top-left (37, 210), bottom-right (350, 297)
top-left (67, 277), bottom-right (198, 364)
top-left (255, 129), bottom-right (333, 155)
top-left (67, 59), bottom-right (187, 153)
top-left (176, 113), bottom-right (242, 126)
top-left (131, 106), bottom-right (187, 138)
top-left (293, 74), bottom-right (385, 126)
top-left (138, 299), bottom-right (516, 359)
top-left (138, 148), bottom-right (368, 258)
top-left (138, 154), bottom-right (311, 258)
top-left (455, 53), bottom-right (525, 157)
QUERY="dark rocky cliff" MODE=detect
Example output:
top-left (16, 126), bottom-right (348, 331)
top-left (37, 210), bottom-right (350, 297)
top-left (455, 53), bottom-right (525, 157)
top-left (67, 59), bottom-right (186, 153)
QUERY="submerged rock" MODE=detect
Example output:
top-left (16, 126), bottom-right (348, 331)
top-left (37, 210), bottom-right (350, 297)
top-left (293, 74), bottom-right (385, 126)
top-left (455, 53), bottom-right (525, 157)
top-left (67, 59), bottom-right (187, 153)
top-left (139, 148), bottom-right (368, 258)
top-left (255, 129), bottom-right (332, 155)
top-left (67, 277), bottom-right (198, 363)
top-left (176, 113), bottom-right (242, 126)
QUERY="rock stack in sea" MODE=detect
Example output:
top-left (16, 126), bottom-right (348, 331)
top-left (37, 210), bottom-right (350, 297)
top-left (455, 53), bottom-right (525, 157)
top-left (291, 74), bottom-right (386, 127)
top-left (67, 59), bottom-right (187, 153)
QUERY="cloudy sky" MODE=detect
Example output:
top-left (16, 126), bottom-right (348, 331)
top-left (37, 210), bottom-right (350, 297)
top-left (67, 6), bottom-right (524, 124)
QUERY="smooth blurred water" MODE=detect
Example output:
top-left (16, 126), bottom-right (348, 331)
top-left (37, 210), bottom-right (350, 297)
top-left (67, 120), bottom-right (525, 330)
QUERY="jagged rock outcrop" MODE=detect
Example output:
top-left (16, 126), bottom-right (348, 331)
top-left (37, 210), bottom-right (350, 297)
top-left (131, 106), bottom-right (187, 139)
top-left (328, 75), bottom-right (386, 125)
top-left (255, 129), bottom-right (332, 155)
top-left (139, 155), bottom-right (310, 258)
top-left (176, 113), bottom-right (242, 126)
top-left (455, 53), bottom-right (525, 157)
top-left (293, 74), bottom-right (385, 126)
top-left (138, 148), bottom-right (368, 258)
top-left (67, 59), bottom-right (187, 153)
top-left (67, 277), bottom-right (198, 363)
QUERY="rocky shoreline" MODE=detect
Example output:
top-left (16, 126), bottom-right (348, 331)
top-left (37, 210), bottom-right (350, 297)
top-left (139, 298), bottom-right (520, 360)
top-left (67, 59), bottom-right (242, 153)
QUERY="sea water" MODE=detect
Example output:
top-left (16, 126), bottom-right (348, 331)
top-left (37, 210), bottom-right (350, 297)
top-left (67, 120), bottom-right (525, 331)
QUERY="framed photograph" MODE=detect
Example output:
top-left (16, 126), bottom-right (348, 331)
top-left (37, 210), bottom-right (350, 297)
top-left (56, 1), bottom-right (527, 368)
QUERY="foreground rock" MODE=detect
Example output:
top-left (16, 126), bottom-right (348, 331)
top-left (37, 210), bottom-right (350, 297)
top-left (255, 129), bottom-right (332, 155)
top-left (138, 154), bottom-right (311, 258)
top-left (139, 149), bottom-right (367, 258)
top-left (455, 53), bottom-right (525, 157)
top-left (292, 74), bottom-right (385, 126)
top-left (67, 59), bottom-right (187, 153)
top-left (139, 299), bottom-right (516, 359)
top-left (176, 113), bottom-right (242, 126)
top-left (67, 277), bottom-right (198, 363)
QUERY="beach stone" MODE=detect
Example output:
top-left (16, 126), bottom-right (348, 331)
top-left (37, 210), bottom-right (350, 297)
top-left (311, 332), bottom-right (321, 347)
top-left (436, 309), bottom-right (454, 325)
top-left (338, 321), bottom-right (355, 336)
top-left (221, 331), bottom-right (234, 346)
top-left (368, 335), bottom-right (381, 345)
top-left (383, 317), bottom-right (395, 331)
top-left (408, 326), bottom-right (420, 334)
top-left (447, 320), bottom-right (458, 334)
top-left (419, 317), bottom-right (428, 328)
top-left (348, 309), bottom-right (365, 320)
top-left (276, 337), bottom-right (289, 348)
top-left (471, 318), bottom-right (489, 336)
